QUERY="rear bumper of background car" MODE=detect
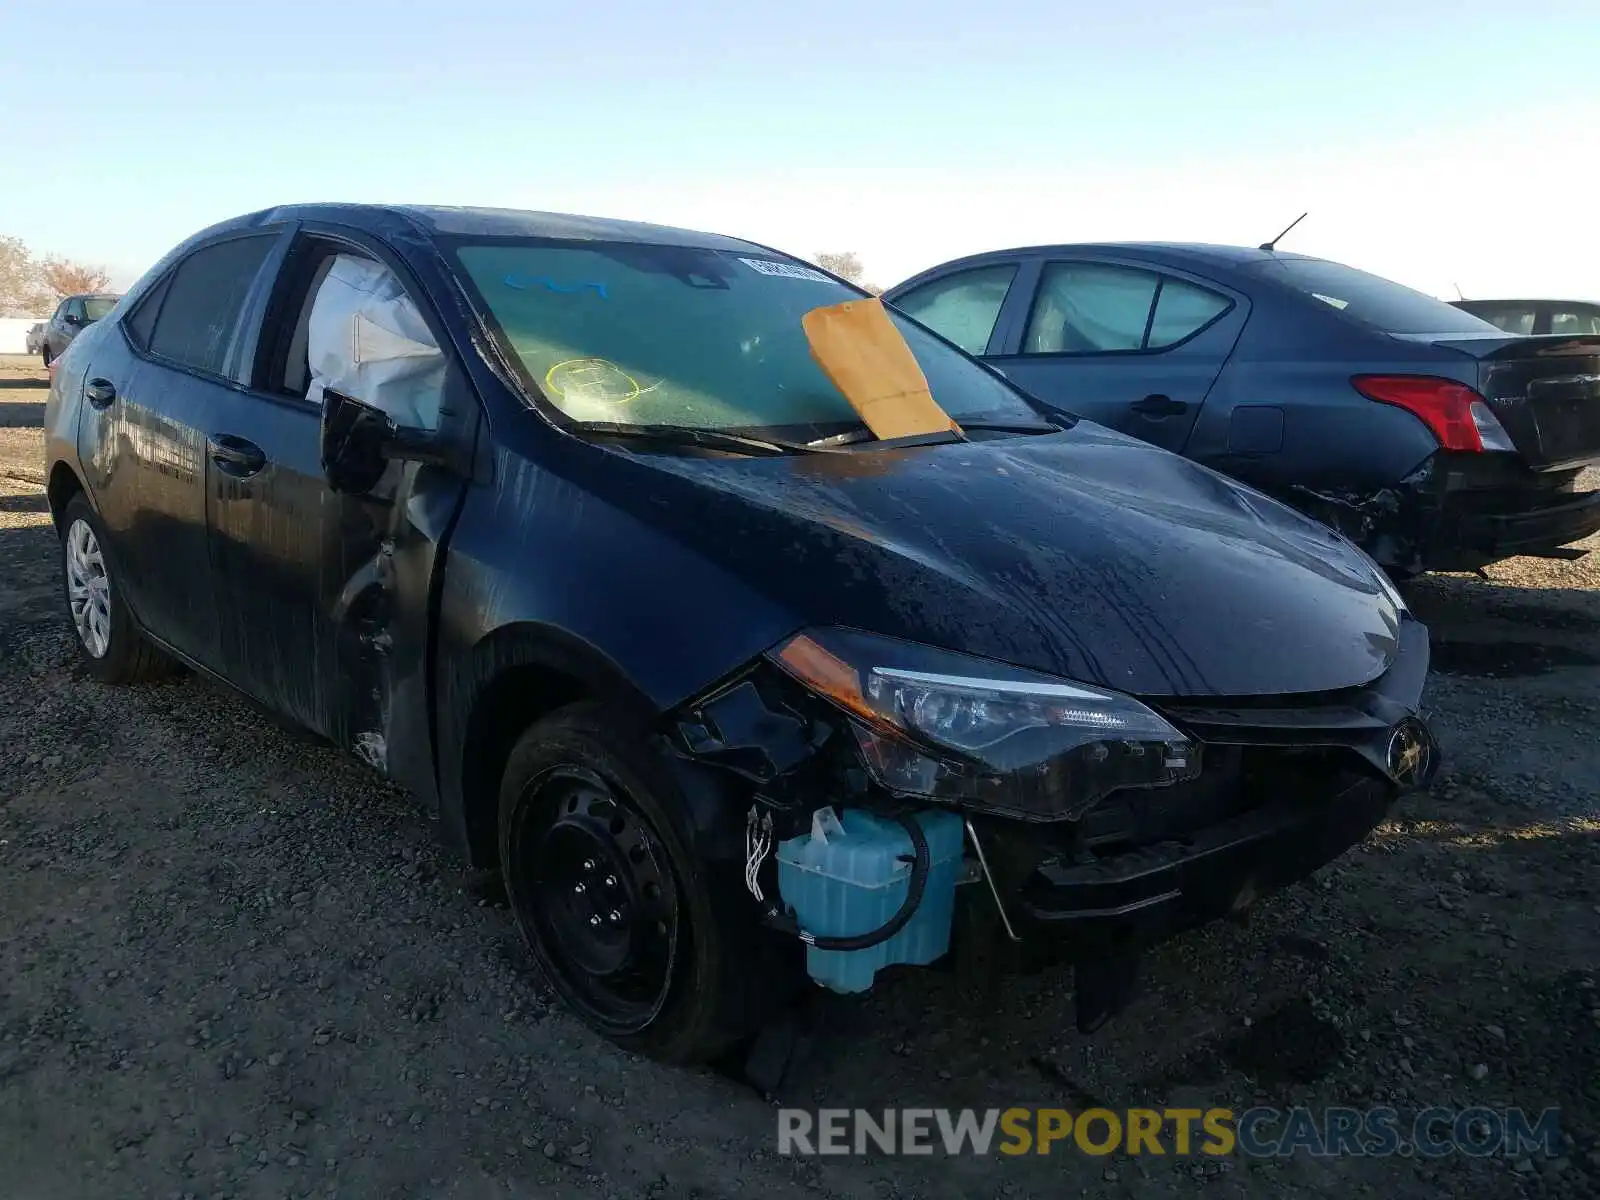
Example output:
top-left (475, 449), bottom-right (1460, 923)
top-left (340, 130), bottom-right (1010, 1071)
top-left (1443, 486), bottom-right (1600, 568)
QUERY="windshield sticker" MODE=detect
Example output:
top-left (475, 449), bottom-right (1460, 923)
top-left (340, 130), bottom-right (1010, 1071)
top-left (504, 274), bottom-right (609, 299)
top-left (738, 258), bottom-right (833, 283)
top-left (1311, 292), bottom-right (1350, 310)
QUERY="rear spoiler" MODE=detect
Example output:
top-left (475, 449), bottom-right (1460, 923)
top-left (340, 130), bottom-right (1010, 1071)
top-left (1417, 333), bottom-right (1600, 361)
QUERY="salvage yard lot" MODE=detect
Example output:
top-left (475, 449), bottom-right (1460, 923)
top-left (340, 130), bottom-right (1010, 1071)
top-left (2, 353), bottom-right (1597, 1199)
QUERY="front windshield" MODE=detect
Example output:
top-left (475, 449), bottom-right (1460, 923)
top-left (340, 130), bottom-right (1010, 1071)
top-left (82, 296), bottom-right (119, 321)
top-left (450, 240), bottom-right (1040, 437)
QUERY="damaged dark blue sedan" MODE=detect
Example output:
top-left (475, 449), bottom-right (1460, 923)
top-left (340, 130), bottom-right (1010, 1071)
top-left (42, 204), bottom-right (1438, 1066)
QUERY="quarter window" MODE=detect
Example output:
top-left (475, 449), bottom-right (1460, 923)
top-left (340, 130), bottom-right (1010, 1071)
top-left (144, 235), bottom-right (277, 377)
top-left (891, 264), bottom-right (1018, 355)
top-left (1148, 279), bottom-right (1232, 348)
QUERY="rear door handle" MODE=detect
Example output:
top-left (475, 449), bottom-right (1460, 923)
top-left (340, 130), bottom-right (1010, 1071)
top-left (1130, 393), bottom-right (1188, 418)
top-left (85, 378), bottom-right (118, 409)
top-left (207, 434), bottom-right (267, 478)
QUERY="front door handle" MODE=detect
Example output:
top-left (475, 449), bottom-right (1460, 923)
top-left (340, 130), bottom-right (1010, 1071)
top-left (1130, 393), bottom-right (1188, 418)
top-left (207, 434), bottom-right (267, 479)
top-left (85, 378), bottom-right (118, 409)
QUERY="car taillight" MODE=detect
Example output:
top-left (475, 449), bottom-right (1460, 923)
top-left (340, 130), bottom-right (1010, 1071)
top-left (1351, 375), bottom-right (1514, 453)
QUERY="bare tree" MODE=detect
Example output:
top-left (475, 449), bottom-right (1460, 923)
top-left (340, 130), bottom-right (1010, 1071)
top-left (40, 256), bottom-right (113, 298)
top-left (814, 251), bottom-right (865, 285)
top-left (0, 235), bottom-right (55, 317)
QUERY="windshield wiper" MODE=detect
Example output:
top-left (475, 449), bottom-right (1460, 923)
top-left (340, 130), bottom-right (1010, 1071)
top-left (574, 422), bottom-right (825, 457)
top-left (806, 417), bottom-right (1064, 448)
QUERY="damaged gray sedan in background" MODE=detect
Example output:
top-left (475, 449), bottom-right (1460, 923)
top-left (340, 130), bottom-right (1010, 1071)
top-left (886, 242), bottom-right (1600, 577)
top-left (44, 203), bottom-right (1437, 1076)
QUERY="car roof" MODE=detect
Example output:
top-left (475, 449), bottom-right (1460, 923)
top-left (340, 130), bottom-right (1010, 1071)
top-left (887, 241), bottom-right (1327, 290)
top-left (68, 292), bottom-right (122, 300)
top-left (209, 202), bottom-right (770, 254)
top-left (1455, 297), bottom-right (1600, 307)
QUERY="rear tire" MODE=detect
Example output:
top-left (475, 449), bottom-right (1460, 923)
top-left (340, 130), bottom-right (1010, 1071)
top-left (41, 346), bottom-right (52, 368)
top-left (498, 701), bottom-right (795, 1064)
top-left (59, 494), bottom-right (175, 684)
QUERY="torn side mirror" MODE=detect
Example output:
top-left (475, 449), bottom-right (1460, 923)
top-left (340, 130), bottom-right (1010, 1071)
top-left (320, 387), bottom-right (454, 495)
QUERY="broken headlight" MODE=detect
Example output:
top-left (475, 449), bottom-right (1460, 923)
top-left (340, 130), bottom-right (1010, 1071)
top-left (770, 628), bottom-right (1199, 821)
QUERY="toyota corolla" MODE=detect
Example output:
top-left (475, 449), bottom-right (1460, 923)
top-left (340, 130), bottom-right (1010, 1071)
top-left (42, 204), bottom-right (1437, 1066)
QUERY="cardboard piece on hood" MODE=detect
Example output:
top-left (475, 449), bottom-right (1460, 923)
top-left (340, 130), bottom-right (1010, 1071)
top-left (801, 297), bottom-right (961, 440)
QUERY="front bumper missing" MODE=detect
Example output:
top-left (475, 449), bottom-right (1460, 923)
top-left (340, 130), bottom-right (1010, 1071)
top-left (1009, 773), bottom-right (1389, 951)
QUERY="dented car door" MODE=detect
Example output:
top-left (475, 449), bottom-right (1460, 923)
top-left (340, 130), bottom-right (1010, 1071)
top-left (205, 237), bottom-right (476, 791)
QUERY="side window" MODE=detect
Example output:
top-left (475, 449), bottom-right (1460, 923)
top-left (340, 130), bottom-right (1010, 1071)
top-left (123, 273), bottom-right (173, 353)
top-left (1024, 264), bottom-right (1159, 354)
top-left (1551, 308), bottom-right (1600, 336)
top-left (1474, 306), bottom-right (1537, 335)
top-left (1147, 279), bottom-right (1231, 348)
top-left (146, 234), bottom-right (277, 376)
top-left (65, 298), bottom-right (86, 322)
top-left (51, 300), bottom-right (69, 323)
top-left (892, 264), bottom-right (1017, 355)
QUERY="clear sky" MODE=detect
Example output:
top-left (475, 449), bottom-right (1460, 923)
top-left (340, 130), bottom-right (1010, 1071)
top-left (3, 0), bottom-right (1598, 300)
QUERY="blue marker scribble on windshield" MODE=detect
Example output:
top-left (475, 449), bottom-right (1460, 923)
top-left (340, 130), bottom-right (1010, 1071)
top-left (503, 275), bottom-right (609, 300)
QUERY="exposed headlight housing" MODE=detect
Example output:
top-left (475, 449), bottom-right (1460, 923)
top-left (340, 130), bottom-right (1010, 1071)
top-left (769, 628), bottom-right (1200, 821)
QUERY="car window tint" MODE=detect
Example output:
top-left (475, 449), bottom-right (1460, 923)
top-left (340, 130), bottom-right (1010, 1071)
top-left (1024, 264), bottom-right (1158, 354)
top-left (124, 274), bottom-right (174, 352)
top-left (65, 299), bottom-right (85, 321)
top-left (891, 264), bottom-right (1017, 355)
top-left (147, 235), bottom-right (277, 376)
top-left (1147, 280), bottom-right (1231, 348)
top-left (1469, 305), bottom-right (1537, 335)
top-left (1248, 258), bottom-right (1497, 336)
top-left (1551, 308), bottom-right (1600, 336)
top-left (83, 296), bottom-right (119, 321)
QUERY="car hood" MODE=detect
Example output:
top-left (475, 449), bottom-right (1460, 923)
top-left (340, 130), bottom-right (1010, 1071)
top-left (600, 423), bottom-right (1404, 698)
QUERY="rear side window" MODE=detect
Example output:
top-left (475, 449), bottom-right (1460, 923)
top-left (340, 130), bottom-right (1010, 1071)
top-left (1551, 307), bottom-right (1600, 336)
top-left (892, 264), bottom-right (1017, 355)
top-left (1025, 264), bottom-right (1157, 353)
top-left (1461, 304), bottom-right (1536, 335)
top-left (144, 235), bottom-right (277, 376)
top-left (1250, 257), bottom-right (1497, 336)
top-left (123, 274), bottom-right (172, 351)
top-left (1021, 263), bottom-right (1232, 355)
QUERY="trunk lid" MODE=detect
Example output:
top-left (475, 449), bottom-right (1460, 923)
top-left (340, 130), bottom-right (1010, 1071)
top-left (1421, 333), bottom-right (1600, 469)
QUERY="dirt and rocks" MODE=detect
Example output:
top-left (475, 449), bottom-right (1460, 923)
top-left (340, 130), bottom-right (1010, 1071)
top-left (2, 354), bottom-right (1597, 1199)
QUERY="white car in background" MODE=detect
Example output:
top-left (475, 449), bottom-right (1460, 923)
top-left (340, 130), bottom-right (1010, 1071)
top-left (25, 322), bottom-right (46, 356)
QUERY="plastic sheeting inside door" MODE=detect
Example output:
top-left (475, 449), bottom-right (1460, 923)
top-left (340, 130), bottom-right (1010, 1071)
top-left (306, 255), bottom-right (446, 430)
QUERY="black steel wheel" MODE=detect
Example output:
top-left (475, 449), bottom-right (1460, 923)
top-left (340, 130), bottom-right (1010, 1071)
top-left (511, 764), bottom-right (680, 1033)
top-left (497, 702), bottom-right (797, 1063)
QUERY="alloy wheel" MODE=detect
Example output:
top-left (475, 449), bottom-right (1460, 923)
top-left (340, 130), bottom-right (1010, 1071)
top-left (65, 517), bottom-right (111, 658)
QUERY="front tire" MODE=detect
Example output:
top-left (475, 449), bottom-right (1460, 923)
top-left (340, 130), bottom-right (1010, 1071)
top-left (498, 702), bottom-right (792, 1063)
top-left (59, 494), bottom-right (174, 684)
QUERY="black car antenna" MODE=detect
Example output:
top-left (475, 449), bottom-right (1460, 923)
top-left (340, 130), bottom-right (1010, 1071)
top-left (1259, 212), bottom-right (1308, 252)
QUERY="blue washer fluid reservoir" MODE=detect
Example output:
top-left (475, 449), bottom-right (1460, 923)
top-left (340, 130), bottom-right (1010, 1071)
top-left (776, 807), bottom-right (966, 994)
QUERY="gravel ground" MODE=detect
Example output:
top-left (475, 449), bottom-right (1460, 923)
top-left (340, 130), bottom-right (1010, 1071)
top-left (3, 354), bottom-right (1597, 1199)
